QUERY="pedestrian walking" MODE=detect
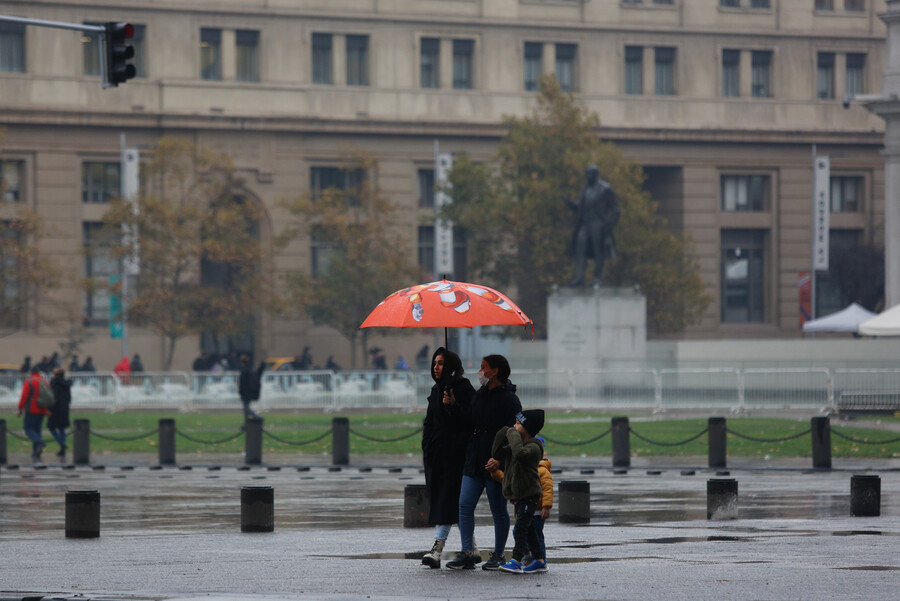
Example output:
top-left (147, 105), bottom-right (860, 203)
top-left (68, 355), bottom-right (80, 372)
top-left (114, 356), bottom-right (131, 384)
top-left (18, 368), bottom-right (50, 463)
top-left (238, 354), bottom-right (263, 421)
top-left (130, 354), bottom-right (144, 373)
top-left (487, 409), bottom-right (548, 574)
top-left (421, 347), bottom-right (476, 569)
top-left (48, 367), bottom-right (72, 459)
top-left (81, 356), bottom-right (96, 372)
top-left (446, 354), bottom-right (522, 571)
top-left (19, 355), bottom-right (31, 373)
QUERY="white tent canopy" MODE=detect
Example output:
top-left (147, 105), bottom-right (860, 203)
top-left (802, 303), bottom-right (876, 333)
top-left (858, 303), bottom-right (900, 336)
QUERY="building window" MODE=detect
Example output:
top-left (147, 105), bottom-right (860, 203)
top-left (346, 35), bottom-right (369, 86)
top-left (817, 230), bottom-right (861, 317)
top-left (82, 162), bottom-right (120, 204)
top-left (524, 42), bottom-right (542, 92)
top-left (310, 225), bottom-right (340, 278)
top-left (830, 176), bottom-right (863, 212)
top-left (844, 0), bottom-right (864, 11)
top-left (846, 53), bottom-right (865, 99)
top-left (453, 39), bottom-right (474, 90)
top-left (1, 222), bottom-right (22, 327)
top-left (751, 51), bottom-right (771, 98)
top-left (312, 33), bottom-right (333, 85)
top-left (817, 52), bottom-right (835, 99)
top-left (200, 28), bottom-right (222, 81)
top-left (815, 0), bottom-right (834, 9)
top-left (654, 47), bottom-right (676, 95)
top-left (235, 30), bottom-right (259, 82)
top-left (1, 160), bottom-right (23, 202)
top-left (420, 38), bottom-right (440, 89)
top-left (721, 175), bottom-right (768, 212)
top-left (721, 229), bottom-right (765, 323)
top-left (722, 49), bottom-right (740, 97)
top-left (418, 225), bottom-right (435, 278)
top-left (83, 222), bottom-right (120, 326)
top-left (418, 169), bottom-right (435, 208)
top-left (751, 0), bottom-right (771, 7)
top-left (720, 0), bottom-right (740, 7)
top-left (625, 46), bottom-right (643, 95)
top-left (555, 43), bottom-right (577, 92)
top-left (0, 21), bottom-right (25, 73)
top-left (82, 22), bottom-right (103, 77)
top-left (310, 166), bottom-right (365, 206)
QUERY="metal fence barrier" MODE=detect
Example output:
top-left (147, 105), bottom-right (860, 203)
top-left (2, 366), bottom-right (900, 413)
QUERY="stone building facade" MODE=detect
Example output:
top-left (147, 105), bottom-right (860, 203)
top-left (0, 0), bottom-right (889, 369)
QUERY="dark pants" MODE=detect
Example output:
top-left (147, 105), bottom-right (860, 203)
top-left (511, 495), bottom-right (542, 562)
top-left (23, 413), bottom-right (45, 455)
top-left (532, 513), bottom-right (547, 560)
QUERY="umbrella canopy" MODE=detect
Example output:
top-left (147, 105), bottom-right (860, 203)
top-left (802, 303), bottom-right (876, 333)
top-left (360, 279), bottom-right (532, 346)
top-left (858, 303), bottom-right (900, 336)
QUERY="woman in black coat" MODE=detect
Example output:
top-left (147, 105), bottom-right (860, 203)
top-left (420, 347), bottom-right (475, 569)
top-left (48, 367), bottom-right (72, 459)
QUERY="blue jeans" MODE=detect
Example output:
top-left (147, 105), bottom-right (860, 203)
top-left (49, 427), bottom-right (67, 449)
top-left (23, 413), bottom-right (44, 455)
top-left (458, 474), bottom-right (510, 556)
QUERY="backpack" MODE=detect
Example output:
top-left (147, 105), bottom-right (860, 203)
top-left (35, 378), bottom-right (55, 410)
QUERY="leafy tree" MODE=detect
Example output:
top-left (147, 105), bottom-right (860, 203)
top-left (281, 152), bottom-right (423, 368)
top-left (444, 77), bottom-right (709, 336)
top-left (101, 138), bottom-right (279, 369)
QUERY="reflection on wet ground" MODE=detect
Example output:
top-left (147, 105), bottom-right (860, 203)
top-left (1, 460), bottom-right (897, 538)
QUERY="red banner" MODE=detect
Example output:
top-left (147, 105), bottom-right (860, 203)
top-left (798, 271), bottom-right (811, 328)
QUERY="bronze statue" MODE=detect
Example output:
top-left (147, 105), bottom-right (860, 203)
top-left (566, 164), bottom-right (619, 286)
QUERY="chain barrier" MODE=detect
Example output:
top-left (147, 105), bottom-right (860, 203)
top-left (89, 428), bottom-right (160, 442)
top-left (542, 428), bottom-right (612, 446)
top-left (629, 427), bottom-right (709, 447)
top-left (262, 429), bottom-right (331, 446)
top-left (5, 429), bottom-right (32, 442)
top-left (725, 427), bottom-right (811, 443)
top-left (174, 429), bottom-right (243, 445)
top-left (349, 427), bottom-right (423, 443)
top-left (831, 428), bottom-right (900, 445)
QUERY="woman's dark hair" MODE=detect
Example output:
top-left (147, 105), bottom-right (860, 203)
top-left (483, 354), bottom-right (510, 382)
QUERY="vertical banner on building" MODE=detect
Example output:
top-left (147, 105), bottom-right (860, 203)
top-left (121, 147), bottom-right (140, 276)
top-left (109, 274), bottom-right (123, 339)
top-left (798, 271), bottom-right (812, 328)
top-left (434, 152), bottom-right (454, 278)
top-left (813, 155), bottom-right (830, 271)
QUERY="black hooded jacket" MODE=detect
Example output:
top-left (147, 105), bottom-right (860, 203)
top-left (463, 378), bottom-right (522, 479)
top-left (421, 347), bottom-right (475, 525)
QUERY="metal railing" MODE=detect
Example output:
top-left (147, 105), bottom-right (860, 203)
top-left (2, 366), bottom-right (900, 413)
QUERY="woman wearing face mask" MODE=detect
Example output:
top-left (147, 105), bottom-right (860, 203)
top-left (420, 347), bottom-right (476, 569)
top-left (446, 354), bottom-right (521, 571)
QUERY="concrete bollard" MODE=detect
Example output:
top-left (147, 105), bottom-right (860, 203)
top-left (811, 416), bottom-right (832, 469)
top-left (707, 478), bottom-right (738, 520)
top-left (708, 417), bottom-right (727, 468)
top-left (850, 475), bottom-right (881, 517)
top-left (403, 484), bottom-right (429, 528)
top-left (73, 419), bottom-right (90, 466)
top-left (65, 490), bottom-right (100, 538)
top-left (158, 418), bottom-right (176, 466)
top-left (332, 417), bottom-right (350, 466)
top-left (558, 480), bottom-right (590, 523)
top-left (611, 417), bottom-right (630, 468)
top-left (244, 417), bottom-right (263, 466)
top-left (241, 486), bottom-right (274, 532)
top-left (0, 418), bottom-right (7, 465)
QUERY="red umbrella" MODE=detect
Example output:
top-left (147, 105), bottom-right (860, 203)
top-left (360, 279), bottom-right (533, 348)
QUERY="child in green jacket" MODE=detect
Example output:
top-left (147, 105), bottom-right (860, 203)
top-left (485, 409), bottom-right (546, 574)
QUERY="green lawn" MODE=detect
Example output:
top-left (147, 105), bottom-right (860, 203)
top-left (4, 412), bottom-right (899, 459)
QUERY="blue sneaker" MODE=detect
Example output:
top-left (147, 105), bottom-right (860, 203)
top-left (498, 559), bottom-right (523, 574)
top-left (523, 559), bottom-right (548, 573)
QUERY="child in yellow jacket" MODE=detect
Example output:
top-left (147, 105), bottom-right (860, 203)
top-left (489, 435), bottom-right (553, 569)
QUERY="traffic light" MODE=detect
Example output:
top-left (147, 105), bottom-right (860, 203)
top-left (104, 22), bottom-right (135, 87)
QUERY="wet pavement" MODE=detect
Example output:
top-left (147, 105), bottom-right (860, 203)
top-left (1, 453), bottom-right (898, 600)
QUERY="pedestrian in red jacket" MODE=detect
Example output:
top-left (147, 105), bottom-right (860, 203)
top-left (18, 368), bottom-right (50, 462)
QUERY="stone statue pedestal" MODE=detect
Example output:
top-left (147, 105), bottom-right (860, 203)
top-left (548, 286), bottom-right (646, 372)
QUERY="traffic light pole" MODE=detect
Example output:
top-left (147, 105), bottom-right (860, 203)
top-left (0, 15), bottom-right (113, 88)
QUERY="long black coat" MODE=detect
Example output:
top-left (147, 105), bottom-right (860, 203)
top-left (462, 379), bottom-right (522, 479)
top-left (48, 376), bottom-right (72, 429)
top-left (421, 349), bottom-right (475, 525)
